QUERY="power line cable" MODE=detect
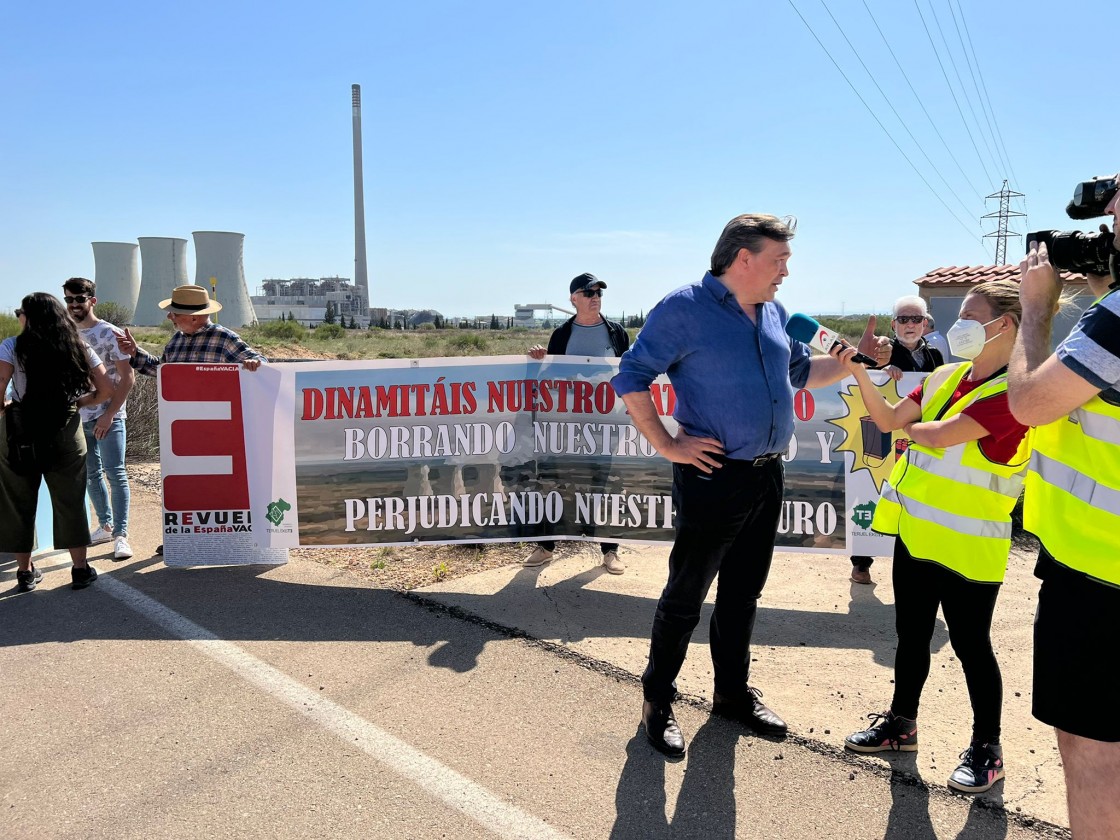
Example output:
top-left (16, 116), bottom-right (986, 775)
top-left (924, 0), bottom-right (1003, 179)
top-left (859, 0), bottom-right (985, 202)
top-left (949, 0), bottom-right (1021, 202)
top-left (912, 0), bottom-right (994, 189)
top-left (815, 0), bottom-right (975, 219)
top-left (944, 0), bottom-right (1028, 234)
top-left (785, 0), bottom-right (985, 246)
top-left (944, 0), bottom-right (1014, 184)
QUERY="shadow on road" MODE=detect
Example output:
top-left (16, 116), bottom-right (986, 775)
top-left (609, 716), bottom-right (741, 839)
top-left (0, 552), bottom-right (945, 677)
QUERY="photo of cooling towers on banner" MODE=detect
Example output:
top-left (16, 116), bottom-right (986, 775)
top-left (284, 356), bottom-right (864, 552)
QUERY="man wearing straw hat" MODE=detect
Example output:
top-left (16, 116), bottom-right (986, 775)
top-left (116, 285), bottom-right (265, 374)
top-left (115, 285), bottom-right (266, 556)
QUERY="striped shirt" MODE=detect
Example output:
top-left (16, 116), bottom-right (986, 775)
top-left (1057, 286), bottom-right (1120, 404)
top-left (131, 322), bottom-right (266, 376)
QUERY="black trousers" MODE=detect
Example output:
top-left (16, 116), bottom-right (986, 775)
top-left (642, 457), bottom-right (783, 703)
top-left (890, 537), bottom-right (1003, 742)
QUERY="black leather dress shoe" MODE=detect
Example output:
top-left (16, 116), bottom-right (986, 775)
top-left (712, 686), bottom-right (788, 736)
top-left (642, 700), bottom-right (686, 757)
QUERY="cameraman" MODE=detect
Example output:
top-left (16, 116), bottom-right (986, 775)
top-left (1008, 183), bottom-right (1120, 837)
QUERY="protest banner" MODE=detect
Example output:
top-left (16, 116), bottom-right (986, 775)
top-left (157, 359), bottom-right (925, 564)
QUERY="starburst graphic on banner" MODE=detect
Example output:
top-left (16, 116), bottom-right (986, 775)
top-left (827, 377), bottom-right (911, 495)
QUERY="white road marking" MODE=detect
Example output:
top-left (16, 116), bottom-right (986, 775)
top-left (99, 573), bottom-right (573, 840)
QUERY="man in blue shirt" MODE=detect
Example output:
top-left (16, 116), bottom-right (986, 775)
top-left (612, 213), bottom-right (877, 757)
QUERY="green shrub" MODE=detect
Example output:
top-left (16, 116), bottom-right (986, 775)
top-left (94, 301), bottom-right (133, 327)
top-left (447, 332), bottom-right (488, 352)
top-left (313, 323), bottom-right (346, 340)
top-left (258, 319), bottom-right (307, 341)
top-left (0, 311), bottom-right (20, 340)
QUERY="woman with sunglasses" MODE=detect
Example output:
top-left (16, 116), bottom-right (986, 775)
top-left (838, 280), bottom-right (1031, 795)
top-left (850, 296), bottom-right (946, 584)
top-left (1, 293), bottom-right (113, 591)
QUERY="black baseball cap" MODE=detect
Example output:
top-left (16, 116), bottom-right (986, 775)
top-left (570, 273), bottom-right (607, 294)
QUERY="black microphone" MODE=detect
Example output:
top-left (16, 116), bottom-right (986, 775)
top-left (785, 313), bottom-right (877, 366)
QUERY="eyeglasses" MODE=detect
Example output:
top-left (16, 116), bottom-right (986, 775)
top-left (15, 308), bottom-right (24, 318)
top-left (580, 289), bottom-right (603, 298)
top-left (894, 315), bottom-right (926, 324)
top-left (63, 295), bottom-right (90, 304)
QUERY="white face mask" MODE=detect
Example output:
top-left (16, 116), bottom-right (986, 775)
top-left (946, 317), bottom-right (1001, 360)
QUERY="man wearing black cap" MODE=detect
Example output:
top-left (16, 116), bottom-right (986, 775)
top-left (525, 273), bottom-right (631, 574)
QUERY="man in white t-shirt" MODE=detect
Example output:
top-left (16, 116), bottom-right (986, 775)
top-left (64, 277), bottom-right (135, 560)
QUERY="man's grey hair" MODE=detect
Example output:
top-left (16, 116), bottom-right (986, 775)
top-left (710, 214), bottom-right (796, 276)
top-left (892, 295), bottom-right (928, 317)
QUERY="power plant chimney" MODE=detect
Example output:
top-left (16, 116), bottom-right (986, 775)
top-left (352, 83), bottom-right (369, 318)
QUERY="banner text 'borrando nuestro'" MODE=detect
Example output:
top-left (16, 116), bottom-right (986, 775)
top-left (298, 370), bottom-right (679, 536)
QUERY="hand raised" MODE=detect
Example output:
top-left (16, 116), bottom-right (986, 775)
top-left (116, 328), bottom-right (137, 358)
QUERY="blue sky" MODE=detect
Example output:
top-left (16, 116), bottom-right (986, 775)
top-left (1, 0), bottom-right (1115, 321)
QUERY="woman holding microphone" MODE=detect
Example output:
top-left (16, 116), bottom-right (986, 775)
top-left (837, 279), bottom-right (1030, 794)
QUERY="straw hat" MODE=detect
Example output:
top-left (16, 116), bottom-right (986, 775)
top-left (159, 285), bottom-right (222, 315)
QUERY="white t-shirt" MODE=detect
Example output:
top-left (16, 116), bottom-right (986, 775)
top-left (79, 320), bottom-right (130, 421)
top-left (0, 336), bottom-right (102, 403)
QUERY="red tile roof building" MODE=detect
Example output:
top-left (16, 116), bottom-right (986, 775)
top-left (915, 265), bottom-right (1088, 289)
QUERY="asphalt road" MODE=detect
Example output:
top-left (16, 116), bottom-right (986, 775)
top-left (1, 488), bottom-right (1069, 839)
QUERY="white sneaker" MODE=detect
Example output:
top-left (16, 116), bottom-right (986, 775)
top-left (601, 550), bottom-right (625, 575)
top-left (113, 536), bottom-right (133, 560)
top-left (89, 526), bottom-right (113, 545)
top-left (522, 546), bottom-right (554, 567)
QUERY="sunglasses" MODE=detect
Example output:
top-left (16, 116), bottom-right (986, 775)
top-left (15, 308), bottom-right (24, 317)
top-left (63, 295), bottom-right (91, 304)
top-left (894, 315), bottom-right (926, 324)
top-left (580, 289), bottom-right (603, 298)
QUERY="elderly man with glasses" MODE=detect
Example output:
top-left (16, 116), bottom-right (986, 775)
top-left (849, 295), bottom-right (946, 585)
top-left (525, 273), bottom-right (631, 574)
top-left (878, 296), bottom-right (945, 380)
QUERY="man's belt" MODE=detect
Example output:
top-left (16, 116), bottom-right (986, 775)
top-left (748, 452), bottom-right (782, 467)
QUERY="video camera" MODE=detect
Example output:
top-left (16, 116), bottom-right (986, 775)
top-left (1027, 175), bottom-right (1118, 277)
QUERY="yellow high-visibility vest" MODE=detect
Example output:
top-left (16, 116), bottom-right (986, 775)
top-left (872, 363), bottom-right (1031, 583)
top-left (1024, 395), bottom-right (1120, 586)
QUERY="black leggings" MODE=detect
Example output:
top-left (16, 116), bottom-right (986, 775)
top-left (890, 537), bottom-right (1003, 743)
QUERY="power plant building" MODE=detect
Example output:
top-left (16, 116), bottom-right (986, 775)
top-left (251, 277), bottom-right (368, 326)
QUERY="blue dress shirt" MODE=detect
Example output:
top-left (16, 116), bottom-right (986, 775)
top-left (611, 272), bottom-right (812, 460)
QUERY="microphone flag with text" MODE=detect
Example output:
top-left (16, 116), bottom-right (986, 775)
top-left (784, 313), bottom-right (877, 366)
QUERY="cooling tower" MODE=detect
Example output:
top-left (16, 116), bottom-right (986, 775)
top-left (134, 237), bottom-right (189, 326)
top-left (91, 241), bottom-right (140, 318)
top-left (192, 231), bottom-right (256, 327)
